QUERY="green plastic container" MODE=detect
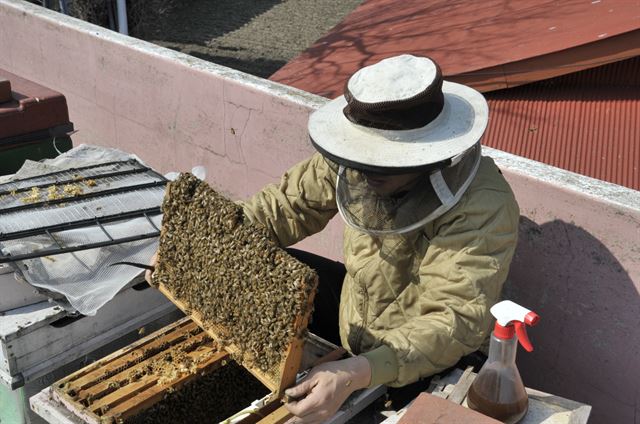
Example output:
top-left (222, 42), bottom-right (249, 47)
top-left (0, 125), bottom-right (73, 176)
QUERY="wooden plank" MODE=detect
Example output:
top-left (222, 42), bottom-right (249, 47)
top-left (40, 322), bottom-right (367, 424)
top-left (258, 405), bottom-right (292, 424)
top-left (236, 399), bottom-right (283, 424)
top-left (0, 301), bottom-right (64, 341)
top-left (0, 78), bottom-right (11, 103)
top-left (521, 389), bottom-right (592, 424)
top-left (30, 389), bottom-right (86, 424)
top-left (447, 366), bottom-right (475, 404)
top-left (53, 318), bottom-right (229, 423)
top-left (50, 389), bottom-right (101, 424)
top-left (275, 275), bottom-right (319, 396)
top-left (48, 313), bottom-right (340, 424)
top-left (52, 318), bottom-right (212, 423)
top-left (57, 319), bottom-right (196, 386)
top-left (85, 343), bottom-right (218, 411)
top-left (424, 368), bottom-right (592, 424)
top-left (75, 332), bottom-right (211, 402)
top-left (89, 379), bottom-right (158, 416)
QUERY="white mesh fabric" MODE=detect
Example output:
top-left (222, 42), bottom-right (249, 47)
top-left (0, 145), bottom-right (166, 315)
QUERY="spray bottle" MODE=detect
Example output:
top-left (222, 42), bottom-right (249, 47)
top-left (467, 300), bottom-right (540, 423)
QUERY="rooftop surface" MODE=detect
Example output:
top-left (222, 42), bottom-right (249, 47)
top-left (484, 56), bottom-right (639, 190)
top-left (271, 0), bottom-right (640, 95)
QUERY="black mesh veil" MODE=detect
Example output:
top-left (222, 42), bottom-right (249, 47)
top-left (329, 143), bottom-right (481, 236)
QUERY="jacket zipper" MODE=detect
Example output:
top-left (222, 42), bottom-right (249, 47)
top-left (354, 282), bottom-right (369, 354)
top-left (351, 233), bottom-right (429, 355)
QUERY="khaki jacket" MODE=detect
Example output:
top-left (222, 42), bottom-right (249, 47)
top-left (241, 153), bottom-right (519, 387)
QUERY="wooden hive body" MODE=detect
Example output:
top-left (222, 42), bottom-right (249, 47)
top-left (51, 319), bottom-right (236, 423)
top-left (51, 318), bottom-right (344, 424)
top-left (50, 317), bottom-right (346, 424)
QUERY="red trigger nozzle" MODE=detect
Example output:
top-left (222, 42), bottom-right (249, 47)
top-left (525, 311), bottom-right (540, 326)
top-left (514, 321), bottom-right (534, 352)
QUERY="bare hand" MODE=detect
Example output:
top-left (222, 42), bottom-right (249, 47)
top-left (284, 356), bottom-right (371, 424)
top-left (145, 251), bottom-right (158, 285)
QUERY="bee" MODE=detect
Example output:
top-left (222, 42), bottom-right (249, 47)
top-left (156, 174), bottom-right (319, 376)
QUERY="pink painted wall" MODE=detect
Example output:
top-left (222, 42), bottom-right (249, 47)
top-left (1, 1), bottom-right (639, 422)
top-left (491, 156), bottom-right (640, 424)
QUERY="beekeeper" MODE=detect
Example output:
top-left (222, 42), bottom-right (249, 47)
top-left (239, 54), bottom-right (520, 424)
top-left (145, 54), bottom-right (519, 423)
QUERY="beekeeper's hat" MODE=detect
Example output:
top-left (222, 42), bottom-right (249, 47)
top-left (309, 55), bottom-right (488, 235)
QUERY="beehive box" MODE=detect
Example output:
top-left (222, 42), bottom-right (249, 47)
top-left (153, 173), bottom-right (318, 397)
top-left (50, 319), bottom-right (263, 423)
top-left (48, 318), bottom-right (346, 424)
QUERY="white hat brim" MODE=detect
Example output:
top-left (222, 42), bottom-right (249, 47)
top-left (308, 81), bottom-right (488, 169)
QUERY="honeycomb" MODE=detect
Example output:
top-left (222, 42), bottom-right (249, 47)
top-left (154, 173), bottom-right (317, 377)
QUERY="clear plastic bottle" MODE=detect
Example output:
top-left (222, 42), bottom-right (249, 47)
top-left (467, 300), bottom-right (540, 424)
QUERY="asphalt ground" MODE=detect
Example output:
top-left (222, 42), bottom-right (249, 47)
top-left (139, 0), bottom-right (363, 79)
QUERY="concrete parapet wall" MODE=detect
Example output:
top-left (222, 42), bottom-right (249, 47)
top-left (488, 150), bottom-right (640, 424)
top-left (1, 1), bottom-right (638, 423)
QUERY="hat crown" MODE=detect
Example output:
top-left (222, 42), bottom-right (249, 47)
top-left (343, 55), bottom-right (445, 131)
top-left (347, 55), bottom-right (439, 103)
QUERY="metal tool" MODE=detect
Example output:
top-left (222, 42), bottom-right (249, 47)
top-left (109, 261), bottom-right (155, 272)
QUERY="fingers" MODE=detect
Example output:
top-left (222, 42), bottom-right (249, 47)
top-left (144, 267), bottom-right (153, 285)
top-left (284, 378), bottom-right (315, 401)
top-left (284, 381), bottom-right (318, 417)
top-left (285, 359), bottom-right (360, 422)
top-left (285, 394), bottom-right (319, 418)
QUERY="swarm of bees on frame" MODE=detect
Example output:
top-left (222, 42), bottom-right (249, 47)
top-left (153, 173), bottom-right (317, 377)
top-left (125, 360), bottom-right (269, 424)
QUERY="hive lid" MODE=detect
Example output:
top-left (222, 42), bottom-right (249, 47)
top-left (0, 69), bottom-right (70, 139)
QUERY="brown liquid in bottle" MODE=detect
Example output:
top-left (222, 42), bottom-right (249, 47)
top-left (467, 379), bottom-right (528, 424)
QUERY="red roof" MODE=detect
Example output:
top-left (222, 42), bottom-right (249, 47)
top-left (485, 56), bottom-right (639, 190)
top-left (271, 0), bottom-right (640, 96)
top-left (270, 0), bottom-right (640, 190)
